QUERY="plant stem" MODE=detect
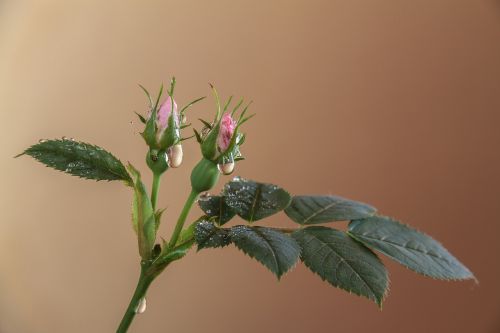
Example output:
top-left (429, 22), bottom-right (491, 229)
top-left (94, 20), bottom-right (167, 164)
top-left (117, 263), bottom-right (155, 333)
top-left (168, 189), bottom-right (198, 248)
top-left (151, 173), bottom-right (161, 211)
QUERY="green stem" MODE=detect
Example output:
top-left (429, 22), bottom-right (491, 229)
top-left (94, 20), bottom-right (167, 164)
top-left (116, 263), bottom-right (155, 333)
top-left (168, 189), bottom-right (198, 248)
top-left (151, 173), bottom-right (161, 211)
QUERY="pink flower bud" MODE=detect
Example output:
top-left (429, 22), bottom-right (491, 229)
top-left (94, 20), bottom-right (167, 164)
top-left (167, 144), bottom-right (183, 168)
top-left (217, 113), bottom-right (237, 152)
top-left (157, 96), bottom-right (178, 130)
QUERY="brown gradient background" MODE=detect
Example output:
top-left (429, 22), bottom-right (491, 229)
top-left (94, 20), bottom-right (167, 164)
top-left (1, 1), bottom-right (499, 332)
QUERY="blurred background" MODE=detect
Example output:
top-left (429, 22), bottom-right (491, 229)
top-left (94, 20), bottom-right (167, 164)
top-left (1, 1), bottom-right (499, 332)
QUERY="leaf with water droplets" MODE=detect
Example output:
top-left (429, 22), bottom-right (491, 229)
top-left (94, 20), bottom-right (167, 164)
top-left (195, 220), bottom-right (232, 250)
top-left (292, 226), bottom-right (388, 306)
top-left (198, 194), bottom-right (236, 225)
top-left (224, 177), bottom-right (291, 222)
top-left (229, 225), bottom-right (300, 279)
top-left (285, 195), bottom-right (376, 225)
top-left (19, 139), bottom-right (131, 184)
top-left (348, 216), bottom-right (475, 281)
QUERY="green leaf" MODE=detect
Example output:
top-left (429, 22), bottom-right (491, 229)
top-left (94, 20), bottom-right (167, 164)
top-left (292, 226), bottom-right (388, 306)
top-left (348, 216), bottom-right (475, 281)
top-left (224, 177), bottom-right (292, 222)
top-left (20, 139), bottom-right (131, 184)
top-left (194, 221), bottom-right (231, 250)
top-left (229, 225), bottom-right (300, 279)
top-left (128, 164), bottom-right (156, 260)
top-left (198, 194), bottom-right (236, 225)
top-left (285, 195), bottom-right (376, 225)
top-left (155, 239), bottom-right (195, 267)
top-left (178, 221), bottom-right (196, 245)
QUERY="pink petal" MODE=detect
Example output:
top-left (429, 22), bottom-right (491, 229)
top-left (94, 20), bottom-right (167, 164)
top-left (217, 113), bottom-right (237, 151)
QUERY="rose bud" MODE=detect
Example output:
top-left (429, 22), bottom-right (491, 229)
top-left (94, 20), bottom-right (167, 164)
top-left (192, 87), bottom-right (253, 193)
top-left (142, 94), bottom-right (180, 150)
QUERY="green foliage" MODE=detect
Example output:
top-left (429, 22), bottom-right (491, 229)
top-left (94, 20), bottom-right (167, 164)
top-left (194, 221), bottom-right (300, 279)
top-left (292, 226), bottom-right (388, 306)
top-left (229, 225), bottom-right (300, 279)
top-left (194, 220), bottom-right (231, 250)
top-left (198, 194), bottom-right (236, 225)
top-left (20, 139), bottom-right (131, 184)
top-left (155, 238), bottom-right (195, 267)
top-left (285, 195), bottom-right (376, 225)
top-left (21, 83), bottom-right (476, 321)
top-left (224, 177), bottom-right (292, 222)
top-left (348, 216), bottom-right (475, 281)
top-left (128, 164), bottom-right (156, 260)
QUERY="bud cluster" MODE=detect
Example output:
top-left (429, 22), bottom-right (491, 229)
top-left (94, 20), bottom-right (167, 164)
top-left (137, 81), bottom-right (253, 194)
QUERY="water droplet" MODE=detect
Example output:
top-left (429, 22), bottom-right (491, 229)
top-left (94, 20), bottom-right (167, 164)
top-left (218, 162), bottom-right (235, 175)
top-left (135, 297), bottom-right (147, 314)
top-left (199, 193), bottom-right (211, 200)
top-left (38, 139), bottom-right (47, 143)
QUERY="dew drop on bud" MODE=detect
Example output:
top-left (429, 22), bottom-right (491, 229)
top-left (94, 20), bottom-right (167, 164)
top-left (135, 297), bottom-right (147, 314)
top-left (167, 144), bottom-right (183, 168)
top-left (218, 162), bottom-right (235, 175)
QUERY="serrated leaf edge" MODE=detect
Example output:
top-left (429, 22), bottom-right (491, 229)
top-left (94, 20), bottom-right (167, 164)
top-left (348, 215), bottom-right (477, 283)
top-left (21, 139), bottom-right (132, 184)
top-left (293, 228), bottom-right (389, 307)
top-left (230, 226), bottom-right (300, 280)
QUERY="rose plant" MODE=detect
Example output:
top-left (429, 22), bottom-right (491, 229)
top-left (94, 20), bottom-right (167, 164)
top-left (17, 78), bottom-right (476, 332)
